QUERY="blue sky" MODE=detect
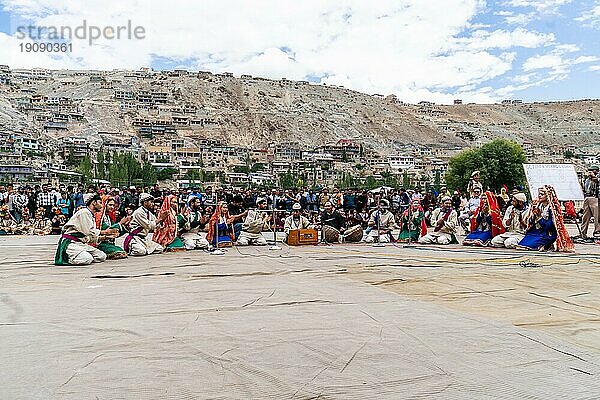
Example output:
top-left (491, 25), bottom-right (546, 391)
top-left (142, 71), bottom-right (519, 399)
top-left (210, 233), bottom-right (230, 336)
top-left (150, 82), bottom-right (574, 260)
top-left (0, 0), bottom-right (598, 104)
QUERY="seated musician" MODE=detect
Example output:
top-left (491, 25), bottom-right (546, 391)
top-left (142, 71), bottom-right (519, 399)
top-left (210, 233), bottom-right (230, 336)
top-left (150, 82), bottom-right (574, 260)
top-left (237, 198), bottom-right (271, 246)
top-left (419, 196), bottom-right (459, 245)
top-left (284, 203), bottom-right (314, 243)
top-left (364, 199), bottom-right (396, 243)
top-left (321, 201), bottom-right (346, 240)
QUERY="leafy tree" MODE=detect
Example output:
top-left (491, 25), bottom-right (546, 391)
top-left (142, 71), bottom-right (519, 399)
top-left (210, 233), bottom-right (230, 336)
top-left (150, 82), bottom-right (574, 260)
top-left (337, 172), bottom-right (356, 189)
top-left (280, 172), bottom-right (296, 189)
top-left (66, 148), bottom-right (77, 167)
top-left (362, 175), bottom-right (378, 190)
top-left (76, 156), bottom-right (94, 181)
top-left (250, 163), bottom-right (265, 172)
top-left (445, 139), bottom-right (526, 192)
top-left (402, 171), bottom-right (411, 188)
top-left (96, 150), bottom-right (106, 180)
top-left (433, 171), bottom-right (441, 192)
top-left (184, 169), bottom-right (203, 181)
top-left (233, 165), bottom-right (250, 174)
top-left (564, 149), bottom-right (575, 159)
top-left (157, 167), bottom-right (178, 181)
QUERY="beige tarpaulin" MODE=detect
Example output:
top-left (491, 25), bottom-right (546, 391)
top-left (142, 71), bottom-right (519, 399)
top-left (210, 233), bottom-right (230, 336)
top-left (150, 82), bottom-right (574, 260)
top-left (1, 235), bottom-right (599, 399)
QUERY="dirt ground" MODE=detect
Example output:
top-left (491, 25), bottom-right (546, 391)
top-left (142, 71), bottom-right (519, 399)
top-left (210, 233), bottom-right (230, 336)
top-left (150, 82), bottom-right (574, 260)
top-left (1, 234), bottom-right (598, 399)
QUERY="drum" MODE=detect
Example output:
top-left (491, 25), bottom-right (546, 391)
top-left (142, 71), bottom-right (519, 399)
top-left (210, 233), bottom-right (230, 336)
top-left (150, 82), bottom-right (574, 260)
top-left (343, 224), bottom-right (363, 243)
top-left (323, 225), bottom-right (341, 243)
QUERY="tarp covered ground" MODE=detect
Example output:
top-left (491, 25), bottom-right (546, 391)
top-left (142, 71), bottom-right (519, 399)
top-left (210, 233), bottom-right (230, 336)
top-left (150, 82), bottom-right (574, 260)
top-left (1, 235), bottom-right (599, 399)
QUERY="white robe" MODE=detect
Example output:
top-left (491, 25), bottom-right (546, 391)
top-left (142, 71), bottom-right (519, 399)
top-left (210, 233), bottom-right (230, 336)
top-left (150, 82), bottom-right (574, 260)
top-left (62, 208), bottom-right (106, 265)
top-left (127, 207), bottom-right (163, 256)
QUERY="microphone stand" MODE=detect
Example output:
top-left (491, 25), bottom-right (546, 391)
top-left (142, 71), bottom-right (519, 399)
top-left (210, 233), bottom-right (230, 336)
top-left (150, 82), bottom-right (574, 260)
top-left (373, 207), bottom-right (385, 247)
top-left (269, 207), bottom-right (281, 250)
top-left (211, 191), bottom-right (224, 255)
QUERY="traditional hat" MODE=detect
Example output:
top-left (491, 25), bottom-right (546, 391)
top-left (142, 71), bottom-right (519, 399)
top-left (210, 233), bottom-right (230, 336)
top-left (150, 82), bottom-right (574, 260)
top-left (139, 193), bottom-right (154, 203)
top-left (83, 193), bottom-right (101, 205)
top-left (513, 193), bottom-right (527, 202)
top-left (256, 197), bottom-right (266, 205)
top-left (441, 196), bottom-right (452, 202)
top-left (471, 171), bottom-right (480, 178)
top-left (379, 199), bottom-right (390, 208)
top-left (292, 203), bottom-right (302, 210)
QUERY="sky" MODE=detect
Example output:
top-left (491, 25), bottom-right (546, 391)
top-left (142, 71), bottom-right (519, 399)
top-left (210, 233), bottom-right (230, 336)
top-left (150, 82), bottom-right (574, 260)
top-left (0, 0), bottom-right (599, 104)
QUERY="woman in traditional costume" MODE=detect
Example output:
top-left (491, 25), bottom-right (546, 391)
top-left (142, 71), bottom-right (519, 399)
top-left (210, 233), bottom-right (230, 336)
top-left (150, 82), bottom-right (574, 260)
top-left (206, 201), bottom-right (235, 247)
top-left (397, 199), bottom-right (427, 243)
top-left (517, 186), bottom-right (574, 252)
top-left (153, 194), bottom-right (186, 251)
top-left (95, 196), bottom-right (129, 260)
top-left (463, 191), bottom-right (505, 246)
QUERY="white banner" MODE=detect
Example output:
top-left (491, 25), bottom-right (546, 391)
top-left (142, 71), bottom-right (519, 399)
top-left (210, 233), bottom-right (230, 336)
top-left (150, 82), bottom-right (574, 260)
top-left (523, 163), bottom-right (584, 201)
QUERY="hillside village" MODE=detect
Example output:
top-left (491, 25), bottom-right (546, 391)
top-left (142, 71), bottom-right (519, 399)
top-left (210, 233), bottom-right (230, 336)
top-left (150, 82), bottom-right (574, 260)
top-left (0, 65), bottom-right (599, 188)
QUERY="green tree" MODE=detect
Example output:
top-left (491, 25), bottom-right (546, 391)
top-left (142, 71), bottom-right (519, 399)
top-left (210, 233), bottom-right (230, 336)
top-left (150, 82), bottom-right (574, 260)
top-left (250, 163), bottom-right (265, 172)
top-left (66, 148), bottom-right (77, 167)
top-left (362, 175), bottom-right (378, 190)
top-left (433, 171), bottom-right (441, 192)
top-left (402, 171), bottom-right (411, 188)
top-left (564, 149), bottom-right (575, 159)
top-left (280, 172), bottom-right (296, 189)
top-left (157, 167), bottom-right (178, 181)
top-left (96, 150), bottom-right (106, 180)
top-left (76, 156), bottom-right (94, 181)
top-left (445, 139), bottom-right (526, 192)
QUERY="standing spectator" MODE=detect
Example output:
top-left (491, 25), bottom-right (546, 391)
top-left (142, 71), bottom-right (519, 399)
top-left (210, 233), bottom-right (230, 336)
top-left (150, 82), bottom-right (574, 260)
top-left (0, 185), bottom-right (7, 205)
top-left (343, 190), bottom-right (356, 211)
top-left (57, 192), bottom-right (71, 217)
top-left (37, 184), bottom-right (57, 218)
top-left (11, 186), bottom-right (29, 223)
top-left (73, 185), bottom-right (85, 209)
top-left (581, 165), bottom-right (599, 239)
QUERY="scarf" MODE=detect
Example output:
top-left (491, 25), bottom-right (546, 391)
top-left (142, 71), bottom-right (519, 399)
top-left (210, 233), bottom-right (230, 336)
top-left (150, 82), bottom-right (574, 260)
top-left (545, 185), bottom-right (574, 253)
top-left (153, 195), bottom-right (178, 247)
top-left (470, 191), bottom-right (505, 237)
top-left (95, 195), bottom-right (117, 229)
top-left (401, 205), bottom-right (428, 237)
top-left (206, 201), bottom-right (235, 243)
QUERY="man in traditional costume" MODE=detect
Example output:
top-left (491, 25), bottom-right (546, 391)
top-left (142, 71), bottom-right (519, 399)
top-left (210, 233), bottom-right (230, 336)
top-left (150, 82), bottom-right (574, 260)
top-left (237, 198), bottom-right (271, 246)
top-left (491, 192), bottom-right (529, 249)
top-left (364, 199), bottom-right (396, 243)
top-left (397, 199), bottom-right (427, 243)
top-left (516, 186), bottom-right (574, 252)
top-left (124, 193), bottom-right (165, 256)
top-left (179, 197), bottom-right (210, 250)
top-left (419, 196), bottom-right (459, 245)
top-left (284, 203), bottom-right (313, 243)
top-left (54, 194), bottom-right (111, 266)
top-left (95, 196), bottom-right (129, 259)
top-left (320, 201), bottom-right (346, 243)
top-left (153, 194), bottom-right (186, 252)
top-left (463, 191), bottom-right (505, 246)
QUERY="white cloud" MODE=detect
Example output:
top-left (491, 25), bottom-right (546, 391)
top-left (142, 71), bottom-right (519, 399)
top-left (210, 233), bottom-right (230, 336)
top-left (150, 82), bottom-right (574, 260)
top-left (589, 65), bottom-right (600, 71)
top-left (450, 28), bottom-right (554, 50)
top-left (503, 0), bottom-right (572, 13)
top-left (575, 3), bottom-right (600, 28)
top-left (0, 0), bottom-right (587, 104)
